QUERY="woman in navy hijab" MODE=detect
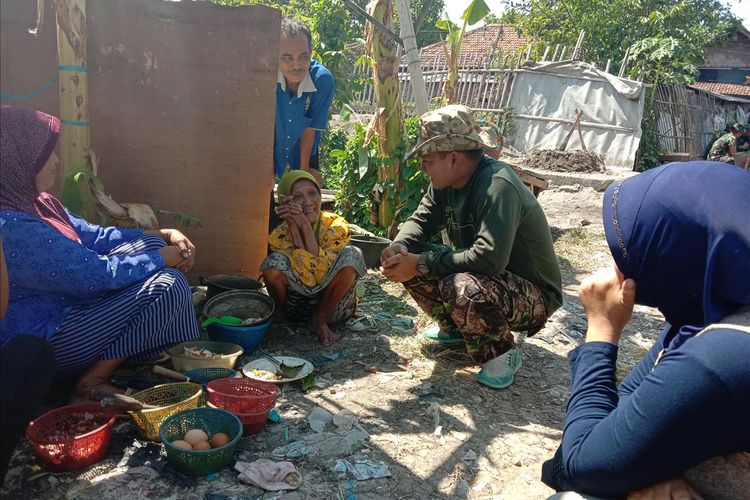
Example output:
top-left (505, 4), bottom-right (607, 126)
top-left (542, 161), bottom-right (750, 498)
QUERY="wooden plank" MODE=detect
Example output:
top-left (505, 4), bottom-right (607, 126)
top-left (87, 0), bottom-right (279, 279)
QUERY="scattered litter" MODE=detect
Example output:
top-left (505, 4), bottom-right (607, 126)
top-left (416, 382), bottom-right (445, 399)
top-left (347, 315), bottom-right (375, 332)
top-left (116, 439), bottom-right (167, 472)
top-left (370, 312), bottom-right (414, 334)
top-left (267, 408), bottom-right (283, 423)
top-left (462, 450), bottom-right (477, 462)
top-left (389, 317), bottom-right (414, 334)
top-left (332, 409), bottom-right (359, 433)
top-left (308, 407), bottom-right (333, 433)
top-left (433, 425), bottom-right (443, 437)
top-left (235, 459), bottom-right (301, 491)
top-left (473, 479), bottom-right (489, 492)
top-left (321, 351), bottom-right (346, 361)
top-left (346, 479), bottom-right (356, 499)
top-left (283, 429), bottom-right (370, 458)
top-left (428, 402), bottom-right (440, 430)
top-left (272, 440), bottom-right (313, 458)
top-left (310, 350), bottom-right (349, 368)
top-left (334, 459), bottom-right (391, 481)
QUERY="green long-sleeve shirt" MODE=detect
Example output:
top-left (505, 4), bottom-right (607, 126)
top-left (394, 156), bottom-right (562, 314)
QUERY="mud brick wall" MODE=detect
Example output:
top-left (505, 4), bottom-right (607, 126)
top-left (1, 0), bottom-right (280, 280)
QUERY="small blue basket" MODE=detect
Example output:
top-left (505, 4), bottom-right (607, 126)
top-left (184, 367), bottom-right (238, 386)
top-left (206, 319), bottom-right (271, 355)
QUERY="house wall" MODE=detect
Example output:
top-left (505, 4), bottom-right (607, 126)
top-left (1, 0), bottom-right (280, 281)
top-left (704, 40), bottom-right (750, 69)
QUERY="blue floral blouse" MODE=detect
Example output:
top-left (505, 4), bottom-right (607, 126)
top-left (0, 210), bottom-right (165, 343)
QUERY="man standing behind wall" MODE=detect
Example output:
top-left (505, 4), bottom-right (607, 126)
top-left (380, 105), bottom-right (562, 389)
top-left (271, 18), bottom-right (335, 229)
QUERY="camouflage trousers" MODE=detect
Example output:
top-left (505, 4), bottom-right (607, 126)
top-left (404, 271), bottom-right (549, 363)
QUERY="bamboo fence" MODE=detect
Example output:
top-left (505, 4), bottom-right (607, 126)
top-left (653, 85), bottom-right (742, 159)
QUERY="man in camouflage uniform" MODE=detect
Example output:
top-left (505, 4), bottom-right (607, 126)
top-left (708, 123), bottom-right (746, 163)
top-left (380, 105), bottom-right (562, 389)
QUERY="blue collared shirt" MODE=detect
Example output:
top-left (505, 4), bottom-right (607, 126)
top-left (274, 60), bottom-right (335, 178)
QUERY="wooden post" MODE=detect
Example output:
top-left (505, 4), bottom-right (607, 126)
top-left (55, 0), bottom-right (95, 219)
top-left (618, 47), bottom-right (631, 78)
top-left (572, 30), bottom-right (585, 60)
top-left (394, 0), bottom-right (428, 114)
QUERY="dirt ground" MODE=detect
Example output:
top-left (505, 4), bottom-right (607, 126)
top-left (522, 150), bottom-right (606, 173)
top-left (1, 181), bottom-right (667, 500)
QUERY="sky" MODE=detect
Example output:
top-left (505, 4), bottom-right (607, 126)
top-left (445, 0), bottom-right (750, 29)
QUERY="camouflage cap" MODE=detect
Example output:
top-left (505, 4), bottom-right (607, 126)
top-left (406, 104), bottom-right (497, 160)
top-left (730, 122), bottom-right (747, 133)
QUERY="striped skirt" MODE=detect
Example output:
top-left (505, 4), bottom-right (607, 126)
top-left (50, 234), bottom-right (199, 375)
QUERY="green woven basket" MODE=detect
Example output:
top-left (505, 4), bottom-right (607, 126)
top-left (160, 407), bottom-right (242, 476)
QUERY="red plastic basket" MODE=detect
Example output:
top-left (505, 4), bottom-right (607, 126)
top-left (26, 403), bottom-right (116, 472)
top-left (207, 402), bottom-right (270, 435)
top-left (206, 378), bottom-right (279, 414)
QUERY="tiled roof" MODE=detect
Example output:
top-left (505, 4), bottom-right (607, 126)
top-left (412, 24), bottom-right (530, 69)
top-left (688, 81), bottom-right (750, 97)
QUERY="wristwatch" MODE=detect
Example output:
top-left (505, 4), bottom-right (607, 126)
top-left (416, 253), bottom-right (430, 276)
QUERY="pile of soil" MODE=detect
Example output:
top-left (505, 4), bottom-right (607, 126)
top-left (522, 149), bottom-right (606, 173)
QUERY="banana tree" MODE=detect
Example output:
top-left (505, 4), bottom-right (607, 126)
top-left (438, 0), bottom-right (490, 104)
top-left (365, 0), bottom-right (403, 235)
top-left (55, 0), bottom-right (97, 220)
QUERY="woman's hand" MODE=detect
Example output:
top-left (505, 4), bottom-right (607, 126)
top-left (159, 246), bottom-right (186, 269)
top-left (147, 229), bottom-right (196, 272)
top-left (275, 198), bottom-right (308, 228)
top-left (579, 264), bottom-right (637, 345)
top-left (288, 222), bottom-right (305, 249)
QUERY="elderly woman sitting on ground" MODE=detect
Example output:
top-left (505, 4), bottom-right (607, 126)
top-left (261, 170), bottom-right (366, 346)
top-left (0, 106), bottom-right (200, 400)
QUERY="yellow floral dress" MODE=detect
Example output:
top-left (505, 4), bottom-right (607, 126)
top-left (266, 211), bottom-right (350, 288)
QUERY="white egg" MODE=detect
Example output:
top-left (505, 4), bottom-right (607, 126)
top-left (184, 428), bottom-right (208, 446)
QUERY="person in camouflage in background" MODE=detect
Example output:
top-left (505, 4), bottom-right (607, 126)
top-left (708, 123), bottom-right (746, 163)
top-left (380, 105), bottom-right (562, 389)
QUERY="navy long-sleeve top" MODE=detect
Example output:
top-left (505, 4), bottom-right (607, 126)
top-left (543, 326), bottom-right (750, 497)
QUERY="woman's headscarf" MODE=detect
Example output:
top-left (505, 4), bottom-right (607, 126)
top-left (0, 106), bottom-right (79, 241)
top-left (276, 169), bottom-right (323, 236)
top-left (603, 161), bottom-right (750, 336)
top-left (278, 169), bottom-right (320, 197)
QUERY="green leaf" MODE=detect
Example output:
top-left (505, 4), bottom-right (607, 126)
top-left (461, 0), bottom-right (490, 26)
top-left (301, 373), bottom-right (316, 391)
top-left (358, 146), bottom-right (369, 180)
top-left (340, 106), bottom-right (351, 122)
top-left (435, 19), bottom-right (456, 32)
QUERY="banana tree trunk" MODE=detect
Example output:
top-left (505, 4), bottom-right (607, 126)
top-left (55, 0), bottom-right (95, 219)
top-left (366, 0), bottom-right (403, 233)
